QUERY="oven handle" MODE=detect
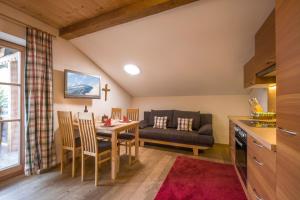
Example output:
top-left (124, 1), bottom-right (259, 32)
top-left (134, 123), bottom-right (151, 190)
top-left (235, 138), bottom-right (244, 147)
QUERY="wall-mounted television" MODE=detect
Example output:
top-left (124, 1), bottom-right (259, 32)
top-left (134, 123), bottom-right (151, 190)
top-left (64, 70), bottom-right (101, 99)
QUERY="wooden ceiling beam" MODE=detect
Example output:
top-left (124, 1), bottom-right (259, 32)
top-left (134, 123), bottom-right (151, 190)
top-left (59, 0), bottom-right (198, 40)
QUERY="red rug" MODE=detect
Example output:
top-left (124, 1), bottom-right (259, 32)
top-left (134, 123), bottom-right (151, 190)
top-left (155, 156), bottom-right (247, 200)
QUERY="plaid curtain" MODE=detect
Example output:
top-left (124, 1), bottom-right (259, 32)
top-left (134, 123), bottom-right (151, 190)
top-left (25, 27), bottom-right (56, 175)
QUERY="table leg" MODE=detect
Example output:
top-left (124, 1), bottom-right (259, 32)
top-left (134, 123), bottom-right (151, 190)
top-left (116, 131), bottom-right (120, 173)
top-left (111, 130), bottom-right (117, 180)
top-left (135, 125), bottom-right (139, 161)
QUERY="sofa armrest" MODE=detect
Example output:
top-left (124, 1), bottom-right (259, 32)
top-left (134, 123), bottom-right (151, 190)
top-left (198, 124), bottom-right (213, 136)
top-left (139, 120), bottom-right (149, 129)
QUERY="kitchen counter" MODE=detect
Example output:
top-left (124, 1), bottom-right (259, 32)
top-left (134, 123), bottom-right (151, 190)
top-left (228, 116), bottom-right (276, 151)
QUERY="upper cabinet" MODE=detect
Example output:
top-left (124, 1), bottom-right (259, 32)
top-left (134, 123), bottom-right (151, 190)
top-left (255, 10), bottom-right (276, 72)
top-left (244, 10), bottom-right (276, 88)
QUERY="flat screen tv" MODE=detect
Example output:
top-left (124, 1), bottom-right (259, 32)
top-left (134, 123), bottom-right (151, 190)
top-left (64, 70), bottom-right (101, 99)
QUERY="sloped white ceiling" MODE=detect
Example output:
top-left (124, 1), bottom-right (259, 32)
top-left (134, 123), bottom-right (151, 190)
top-left (71, 0), bottom-right (274, 97)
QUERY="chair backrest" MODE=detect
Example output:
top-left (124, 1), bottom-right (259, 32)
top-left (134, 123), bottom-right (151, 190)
top-left (127, 108), bottom-right (139, 121)
top-left (111, 108), bottom-right (122, 120)
top-left (57, 111), bottom-right (75, 148)
top-left (78, 112), bottom-right (98, 154)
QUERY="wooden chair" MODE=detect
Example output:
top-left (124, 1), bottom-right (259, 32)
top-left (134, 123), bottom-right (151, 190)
top-left (78, 112), bottom-right (111, 186)
top-left (111, 108), bottom-right (122, 120)
top-left (119, 108), bottom-right (139, 165)
top-left (57, 111), bottom-right (81, 177)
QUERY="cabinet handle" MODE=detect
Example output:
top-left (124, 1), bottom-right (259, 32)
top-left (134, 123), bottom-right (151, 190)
top-left (278, 127), bottom-right (297, 136)
top-left (253, 140), bottom-right (263, 148)
top-left (253, 188), bottom-right (264, 200)
top-left (253, 156), bottom-right (264, 166)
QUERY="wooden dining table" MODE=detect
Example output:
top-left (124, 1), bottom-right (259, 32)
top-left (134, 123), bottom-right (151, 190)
top-left (74, 120), bottom-right (140, 180)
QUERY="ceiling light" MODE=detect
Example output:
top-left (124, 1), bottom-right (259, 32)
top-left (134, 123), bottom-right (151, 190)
top-left (124, 64), bottom-right (140, 75)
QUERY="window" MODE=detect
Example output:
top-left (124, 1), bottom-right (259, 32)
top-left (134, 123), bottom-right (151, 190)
top-left (0, 40), bottom-right (24, 177)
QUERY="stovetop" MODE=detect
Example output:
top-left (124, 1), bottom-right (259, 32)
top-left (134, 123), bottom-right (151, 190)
top-left (239, 120), bottom-right (276, 128)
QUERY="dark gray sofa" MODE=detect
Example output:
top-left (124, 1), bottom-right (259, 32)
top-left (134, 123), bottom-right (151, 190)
top-left (139, 110), bottom-right (214, 155)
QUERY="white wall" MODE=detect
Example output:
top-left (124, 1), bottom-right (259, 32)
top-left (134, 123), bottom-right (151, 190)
top-left (71, 0), bottom-right (275, 97)
top-left (52, 37), bottom-right (132, 120)
top-left (132, 95), bottom-right (250, 144)
top-left (248, 88), bottom-right (268, 112)
top-left (52, 38), bottom-right (132, 160)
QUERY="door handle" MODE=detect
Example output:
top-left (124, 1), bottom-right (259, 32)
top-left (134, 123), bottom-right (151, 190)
top-left (253, 156), bottom-right (264, 166)
top-left (253, 188), bottom-right (264, 200)
top-left (278, 127), bottom-right (297, 136)
top-left (253, 140), bottom-right (263, 148)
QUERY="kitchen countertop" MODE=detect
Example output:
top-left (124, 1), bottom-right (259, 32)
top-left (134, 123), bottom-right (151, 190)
top-left (228, 116), bottom-right (276, 151)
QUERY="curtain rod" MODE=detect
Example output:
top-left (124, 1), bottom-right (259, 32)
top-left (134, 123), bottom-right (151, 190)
top-left (0, 13), bottom-right (57, 38)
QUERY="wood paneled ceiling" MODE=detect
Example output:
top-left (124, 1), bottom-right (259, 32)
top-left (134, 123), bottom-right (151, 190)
top-left (0, 0), bottom-right (198, 39)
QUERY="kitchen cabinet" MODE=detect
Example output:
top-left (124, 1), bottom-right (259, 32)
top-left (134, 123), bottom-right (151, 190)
top-left (276, 0), bottom-right (300, 200)
top-left (247, 135), bottom-right (276, 200)
top-left (244, 10), bottom-right (276, 88)
top-left (254, 10), bottom-right (276, 73)
top-left (244, 58), bottom-right (256, 88)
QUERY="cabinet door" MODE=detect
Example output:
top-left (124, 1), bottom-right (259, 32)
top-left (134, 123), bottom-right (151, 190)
top-left (244, 58), bottom-right (256, 88)
top-left (276, 1), bottom-right (300, 200)
top-left (229, 121), bottom-right (235, 163)
top-left (255, 10), bottom-right (276, 72)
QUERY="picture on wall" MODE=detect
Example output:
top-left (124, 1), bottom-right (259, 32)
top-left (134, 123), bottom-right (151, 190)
top-left (64, 70), bottom-right (101, 99)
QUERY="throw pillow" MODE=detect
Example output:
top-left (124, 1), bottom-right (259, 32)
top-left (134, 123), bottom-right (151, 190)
top-left (177, 118), bottom-right (193, 131)
top-left (153, 116), bottom-right (167, 129)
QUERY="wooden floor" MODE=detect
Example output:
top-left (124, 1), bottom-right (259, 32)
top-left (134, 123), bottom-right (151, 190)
top-left (0, 144), bottom-right (231, 200)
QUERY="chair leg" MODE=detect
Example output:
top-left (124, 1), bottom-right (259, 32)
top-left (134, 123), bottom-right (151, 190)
top-left (125, 141), bottom-right (128, 155)
top-left (129, 142), bottom-right (132, 165)
top-left (95, 156), bottom-right (99, 186)
top-left (72, 150), bottom-right (76, 178)
top-left (60, 149), bottom-right (64, 174)
top-left (81, 153), bottom-right (85, 182)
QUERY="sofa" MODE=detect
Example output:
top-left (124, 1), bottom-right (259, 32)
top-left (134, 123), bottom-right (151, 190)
top-left (139, 110), bottom-right (214, 155)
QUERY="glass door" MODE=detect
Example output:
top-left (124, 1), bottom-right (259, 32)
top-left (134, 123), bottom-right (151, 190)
top-left (0, 39), bottom-right (24, 179)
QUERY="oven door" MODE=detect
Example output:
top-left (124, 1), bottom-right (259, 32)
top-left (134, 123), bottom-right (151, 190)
top-left (235, 137), bottom-right (247, 184)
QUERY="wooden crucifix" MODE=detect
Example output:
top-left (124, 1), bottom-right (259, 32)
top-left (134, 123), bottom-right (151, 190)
top-left (102, 84), bottom-right (110, 101)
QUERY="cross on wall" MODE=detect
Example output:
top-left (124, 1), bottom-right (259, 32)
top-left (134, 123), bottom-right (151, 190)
top-left (102, 84), bottom-right (110, 101)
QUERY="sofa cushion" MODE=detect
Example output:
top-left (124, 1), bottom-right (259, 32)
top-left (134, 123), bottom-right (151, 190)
top-left (198, 124), bottom-right (213, 136)
top-left (200, 114), bottom-right (212, 127)
top-left (144, 111), bottom-right (151, 124)
top-left (172, 110), bottom-right (201, 130)
top-left (139, 127), bottom-right (214, 147)
top-left (149, 110), bottom-right (174, 128)
top-left (153, 116), bottom-right (167, 129)
top-left (177, 118), bottom-right (193, 131)
top-left (139, 120), bottom-right (149, 129)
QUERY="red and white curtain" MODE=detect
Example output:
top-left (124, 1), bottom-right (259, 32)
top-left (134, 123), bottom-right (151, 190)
top-left (25, 27), bottom-right (56, 175)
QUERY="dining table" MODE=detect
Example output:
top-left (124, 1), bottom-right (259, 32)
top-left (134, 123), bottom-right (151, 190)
top-left (74, 120), bottom-right (140, 180)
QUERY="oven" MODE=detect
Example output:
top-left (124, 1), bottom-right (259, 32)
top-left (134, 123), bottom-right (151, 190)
top-left (234, 125), bottom-right (247, 185)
